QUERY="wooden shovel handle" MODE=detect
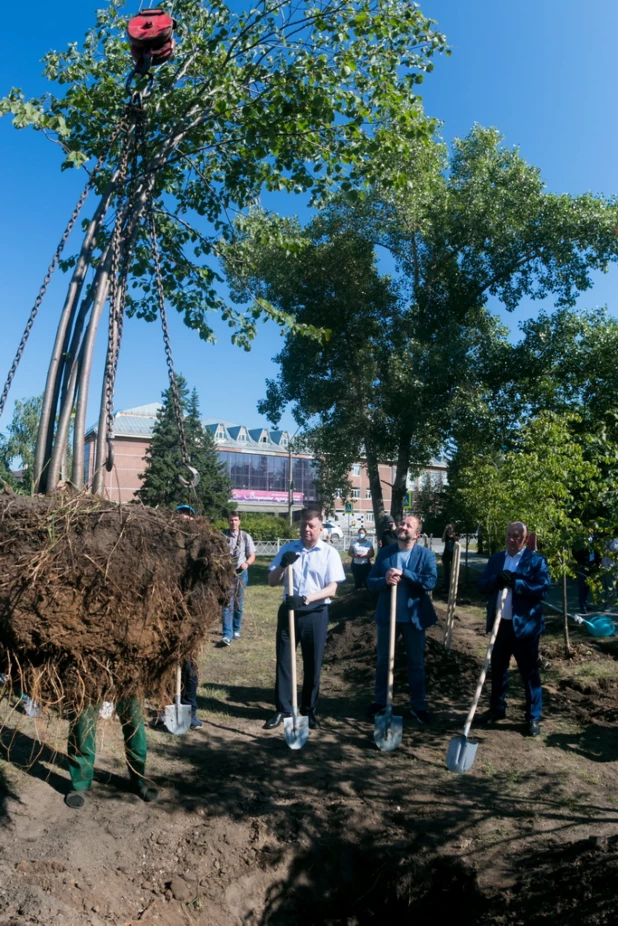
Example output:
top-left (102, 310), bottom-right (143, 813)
top-left (462, 587), bottom-right (508, 739)
top-left (175, 664), bottom-right (182, 700)
top-left (386, 582), bottom-right (397, 708)
top-left (287, 565), bottom-right (298, 712)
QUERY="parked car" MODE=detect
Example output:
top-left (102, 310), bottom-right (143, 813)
top-left (321, 521), bottom-right (343, 542)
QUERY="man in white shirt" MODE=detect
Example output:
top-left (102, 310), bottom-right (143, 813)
top-left (265, 509), bottom-right (346, 730)
top-left (477, 521), bottom-right (551, 737)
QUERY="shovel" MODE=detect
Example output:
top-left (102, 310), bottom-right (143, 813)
top-left (283, 565), bottom-right (309, 750)
top-left (374, 583), bottom-right (403, 752)
top-left (163, 665), bottom-right (191, 735)
top-left (446, 587), bottom-right (508, 773)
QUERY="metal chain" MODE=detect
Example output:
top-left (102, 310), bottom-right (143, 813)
top-left (103, 123), bottom-right (135, 471)
top-left (148, 209), bottom-right (191, 470)
top-left (103, 100), bottom-right (151, 471)
top-left (0, 117), bottom-right (129, 422)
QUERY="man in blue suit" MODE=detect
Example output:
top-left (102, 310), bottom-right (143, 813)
top-left (477, 521), bottom-right (551, 737)
top-left (367, 515), bottom-right (438, 724)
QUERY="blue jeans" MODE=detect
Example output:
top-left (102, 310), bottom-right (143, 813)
top-left (222, 570), bottom-right (248, 638)
top-left (375, 621), bottom-right (427, 711)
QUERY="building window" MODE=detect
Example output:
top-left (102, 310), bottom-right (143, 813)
top-left (238, 432), bottom-right (246, 442)
top-left (215, 429), bottom-right (225, 441)
top-left (352, 464), bottom-right (361, 476)
top-left (335, 488), bottom-right (342, 499)
top-left (260, 435), bottom-right (268, 443)
top-left (365, 488), bottom-right (371, 499)
top-left (281, 437), bottom-right (288, 447)
top-left (365, 511), bottom-right (374, 522)
top-left (351, 488), bottom-right (361, 499)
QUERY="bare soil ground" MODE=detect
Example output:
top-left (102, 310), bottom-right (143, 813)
top-left (1, 560), bottom-right (617, 925)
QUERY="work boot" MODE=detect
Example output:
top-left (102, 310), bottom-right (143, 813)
top-left (526, 720), bottom-right (541, 737)
top-left (65, 791), bottom-right (86, 809)
top-left (190, 711), bottom-right (203, 729)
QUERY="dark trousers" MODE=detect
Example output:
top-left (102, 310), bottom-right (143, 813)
top-left (442, 553), bottom-right (453, 587)
top-left (275, 604), bottom-right (329, 713)
top-left (181, 659), bottom-right (198, 712)
top-left (577, 566), bottom-right (590, 612)
top-left (490, 620), bottom-right (542, 721)
top-left (352, 562), bottom-right (371, 589)
top-left (375, 622), bottom-right (427, 710)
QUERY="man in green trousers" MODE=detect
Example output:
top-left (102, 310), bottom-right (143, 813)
top-left (65, 697), bottom-right (159, 809)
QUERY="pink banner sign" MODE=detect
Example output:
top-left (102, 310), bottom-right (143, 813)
top-left (232, 489), bottom-right (303, 504)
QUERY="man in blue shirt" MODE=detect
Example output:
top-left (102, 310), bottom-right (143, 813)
top-left (265, 509), bottom-right (346, 730)
top-left (367, 515), bottom-right (438, 724)
top-left (477, 521), bottom-right (550, 737)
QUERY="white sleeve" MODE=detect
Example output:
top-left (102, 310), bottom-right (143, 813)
top-left (325, 547), bottom-right (347, 584)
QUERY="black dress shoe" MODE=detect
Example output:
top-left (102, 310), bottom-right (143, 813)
top-left (302, 709), bottom-right (320, 730)
top-left (478, 708), bottom-right (506, 725)
top-left (527, 720), bottom-right (541, 737)
top-left (263, 712), bottom-right (289, 730)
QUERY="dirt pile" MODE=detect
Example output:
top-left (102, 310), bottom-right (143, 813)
top-left (0, 494), bottom-right (234, 709)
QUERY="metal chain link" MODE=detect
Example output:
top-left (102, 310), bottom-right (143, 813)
top-left (148, 209), bottom-right (192, 473)
top-left (103, 98), bottom-right (152, 470)
top-left (103, 123), bottom-right (134, 471)
top-left (0, 117), bottom-right (129, 423)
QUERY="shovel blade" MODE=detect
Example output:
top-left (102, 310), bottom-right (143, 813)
top-left (163, 700), bottom-right (192, 736)
top-left (374, 711), bottom-right (403, 752)
top-left (283, 714), bottom-right (309, 750)
top-left (446, 734), bottom-right (478, 773)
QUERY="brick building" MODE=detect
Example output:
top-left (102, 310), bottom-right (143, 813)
top-left (84, 404), bottom-right (447, 521)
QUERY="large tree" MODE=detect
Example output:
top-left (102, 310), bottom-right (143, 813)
top-left (0, 0), bottom-right (448, 495)
top-left (224, 125), bottom-right (618, 521)
top-left (137, 380), bottom-right (232, 516)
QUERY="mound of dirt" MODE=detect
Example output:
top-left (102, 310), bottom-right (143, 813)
top-left (0, 494), bottom-right (234, 709)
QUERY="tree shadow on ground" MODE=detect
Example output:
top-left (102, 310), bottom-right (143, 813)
top-left (545, 725), bottom-right (618, 763)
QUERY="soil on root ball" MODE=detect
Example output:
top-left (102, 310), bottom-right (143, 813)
top-left (0, 494), bottom-right (234, 710)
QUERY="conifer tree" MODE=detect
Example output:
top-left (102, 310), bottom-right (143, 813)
top-left (137, 379), bottom-right (232, 517)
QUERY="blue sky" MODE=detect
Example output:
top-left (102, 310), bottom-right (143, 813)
top-left (1, 0), bottom-right (618, 438)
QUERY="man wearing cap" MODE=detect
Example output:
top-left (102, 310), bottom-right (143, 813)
top-left (477, 520), bottom-right (550, 737)
top-left (264, 509), bottom-right (346, 730)
top-left (379, 515), bottom-right (398, 549)
top-left (221, 512), bottom-right (256, 646)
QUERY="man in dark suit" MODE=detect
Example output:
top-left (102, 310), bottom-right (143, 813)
top-left (478, 521), bottom-right (551, 737)
top-left (367, 515), bottom-right (438, 724)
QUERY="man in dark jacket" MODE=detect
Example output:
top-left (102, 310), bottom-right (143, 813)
top-left (367, 515), bottom-right (438, 724)
top-left (477, 521), bottom-right (550, 737)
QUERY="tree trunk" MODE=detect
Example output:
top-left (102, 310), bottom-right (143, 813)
top-left (562, 551), bottom-right (571, 655)
top-left (391, 432), bottom-right (412, 523)
top-left (366, 443), bottom-right (386, 526)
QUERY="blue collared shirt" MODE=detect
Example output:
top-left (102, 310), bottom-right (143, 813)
top-left (269, 538), bottom-right (346, 602)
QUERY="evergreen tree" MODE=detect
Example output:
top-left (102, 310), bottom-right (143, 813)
top-left (137, 379), bottom-right (233, 517)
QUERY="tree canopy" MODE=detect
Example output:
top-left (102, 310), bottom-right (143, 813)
top-left (224, 125), bottom-right (618, 521)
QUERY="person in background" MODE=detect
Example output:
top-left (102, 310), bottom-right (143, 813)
top-left (221, 511), bottom-right (256, 646)
top-left (348, 527), bottom-right (375, 590)
top-left (175, 504), bottom-right (204, 729)
top-left (441, 523), bottom-right (459, 590)
top-left (379, 514), bottom-right (398, 549)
